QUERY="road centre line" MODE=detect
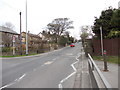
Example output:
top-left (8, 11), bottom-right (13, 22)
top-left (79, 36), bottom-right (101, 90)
top-left (58, 53), bottom-right (80, 88)
top-left (16, 74), bottom-right (26, 82)
top-left (0, 82), bottom-right (15, 90)
top-left (0, 74), bottom-right (26, 89)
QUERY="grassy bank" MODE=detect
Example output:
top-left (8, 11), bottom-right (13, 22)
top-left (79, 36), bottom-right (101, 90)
top-left (93, 55), bottom-right (119, 64)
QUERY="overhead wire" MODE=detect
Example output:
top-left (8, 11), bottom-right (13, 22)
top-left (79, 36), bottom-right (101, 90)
top-left (0, 0), bottom-right (20, 12)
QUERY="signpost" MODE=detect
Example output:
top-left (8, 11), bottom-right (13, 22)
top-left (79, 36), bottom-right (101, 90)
top-left (13, 35), bottom-right (15, 56)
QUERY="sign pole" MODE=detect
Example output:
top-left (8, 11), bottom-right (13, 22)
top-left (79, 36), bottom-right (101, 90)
top-left (13, 35), bottom-right (15, 56)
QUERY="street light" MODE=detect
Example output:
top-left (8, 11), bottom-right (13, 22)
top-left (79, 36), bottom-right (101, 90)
top-left (100, 27), bottom-right (103, 56)
top-left (26, 0), bottom-right (28, 55)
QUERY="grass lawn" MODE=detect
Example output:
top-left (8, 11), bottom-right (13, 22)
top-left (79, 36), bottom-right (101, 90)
top-left (92, 55), bottom-right (119, 64)
top-left (0, 53), bottom-right (38, 58)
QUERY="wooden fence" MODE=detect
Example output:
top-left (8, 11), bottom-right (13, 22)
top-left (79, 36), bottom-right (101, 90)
top-left (92, 38), bottom-right (120, 56)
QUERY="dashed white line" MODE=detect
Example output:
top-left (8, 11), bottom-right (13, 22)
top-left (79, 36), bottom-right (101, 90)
top-left (0, 74), bottom-right (26, 89)
top-left (17, 74), bottom-right (26, 82)
top-left (0, 82), bottom-right (15, 90)
top-left (53, 57), bottom-right (59, 61)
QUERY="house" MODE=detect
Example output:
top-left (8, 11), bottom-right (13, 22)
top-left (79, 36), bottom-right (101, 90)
top-left (21, 32), bottom-right (42, 50)
top-left (0, 26), bottom-right (20, 48)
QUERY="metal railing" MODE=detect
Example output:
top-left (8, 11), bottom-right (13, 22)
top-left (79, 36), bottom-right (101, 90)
top-left (88, 53), bottom-right (112, 90)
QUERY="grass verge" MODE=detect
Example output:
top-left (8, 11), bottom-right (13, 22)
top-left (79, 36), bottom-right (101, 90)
top-left (0, 53), bottom-right (38, 58)
top-left (92, 55), bottom-right (119, 64)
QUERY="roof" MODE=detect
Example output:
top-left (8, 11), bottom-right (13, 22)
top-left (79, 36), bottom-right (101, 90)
top-left (0, 26), bottom-right (19, 35)
top-left (22, 32), bottom-right (41, 39)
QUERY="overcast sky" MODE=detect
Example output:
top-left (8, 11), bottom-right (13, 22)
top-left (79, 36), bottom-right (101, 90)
top-left (0, 0), bottom-right (119, 39)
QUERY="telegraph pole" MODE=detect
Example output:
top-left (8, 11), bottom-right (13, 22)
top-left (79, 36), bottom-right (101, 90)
top-left (19, 12), bottom-right (22, 55)
top-left (100, 27), bottom-right (108, 71)
top-left (26, 0), bottom-right (28, 55)
top-left (100, 27), bottom-right (103, 56)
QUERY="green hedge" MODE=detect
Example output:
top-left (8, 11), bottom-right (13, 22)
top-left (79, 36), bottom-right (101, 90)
top-left (2, 47), bottom-right (11, 52)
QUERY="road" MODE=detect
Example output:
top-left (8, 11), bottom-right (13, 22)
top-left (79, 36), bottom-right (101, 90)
top-left (1, 42), bottom-right (82, 88)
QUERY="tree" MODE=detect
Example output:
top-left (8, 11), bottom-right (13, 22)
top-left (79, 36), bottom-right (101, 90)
top-left (108, 9), bottom-right (120, 38)
top-left (63, 31), bottom-right (70, 38)
top-left (47, 18), bottom-right (74, 43)
top-left (1, 23), bottom-right (15, 48)
top-left (3, 22), bottom-right (15, 30)
top-left (93, 7), bottom-right (115, 38)
top-left (58, 36), bottom-right (68, 46)
top-left (80, 26), bottom-right (89, 47)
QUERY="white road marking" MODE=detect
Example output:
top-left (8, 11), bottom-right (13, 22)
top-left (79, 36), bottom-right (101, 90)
top-left (52, 57), bottom-right (59, 61)
top-left (17, 74), bottom-right (26, 82)
top-left (44, 61), bottom-right (53, 65)
top-left (58, 83), bottom-right (63, 88)
top-left (58, 53), bottom-right (81, 88)
top-left (41, 61), bottom-right (54, 67)
top-left (0, 74), bottom-right (26, 89)
top-left (66, 53), bottom-right (73, 56)
top-left (0, 82), bottom-right (15, 89)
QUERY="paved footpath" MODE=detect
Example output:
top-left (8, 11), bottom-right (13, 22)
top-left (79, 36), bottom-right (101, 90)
top-left (94, 60), bottom-right (119, 89)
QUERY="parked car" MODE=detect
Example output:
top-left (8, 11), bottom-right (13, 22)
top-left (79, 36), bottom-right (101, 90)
top-left (70, 43), bottom-right (75, 47)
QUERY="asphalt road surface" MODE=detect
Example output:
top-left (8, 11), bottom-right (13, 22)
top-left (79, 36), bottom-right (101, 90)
top-left (1, 42), bottom-right (82, 88)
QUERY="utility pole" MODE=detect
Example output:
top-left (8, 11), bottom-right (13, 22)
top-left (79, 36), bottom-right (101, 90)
top-left (26, 0), bottom-right (28, 55)
top-left (100, 27), bottom-right (103, 56)
top-left (100, 27), bottom-right (108, 71)
top-left (19, 12), bottom-right (22, 55)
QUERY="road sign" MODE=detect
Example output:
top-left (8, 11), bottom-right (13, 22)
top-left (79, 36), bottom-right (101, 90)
top-left (13, 35), bottom-right (16, 42)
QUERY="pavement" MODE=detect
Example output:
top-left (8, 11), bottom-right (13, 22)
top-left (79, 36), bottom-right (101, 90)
top-left (94, 60), bottom-right (119, 89)
top-left (74, 49), bottom-right (119, 89)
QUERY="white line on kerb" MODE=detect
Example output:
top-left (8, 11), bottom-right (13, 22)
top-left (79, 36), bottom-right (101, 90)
top-left (58, 53), bottom-right (80, 88)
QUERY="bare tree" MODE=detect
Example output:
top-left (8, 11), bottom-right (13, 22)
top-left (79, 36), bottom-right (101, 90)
top-left (2, 33), bottom-right (12, 47)
top-left (47, 18), bottom-right (74, 43)
top-left (47, 18), bottom-right (74, 36)
top-left (63, 31), bottom-right (70, 37)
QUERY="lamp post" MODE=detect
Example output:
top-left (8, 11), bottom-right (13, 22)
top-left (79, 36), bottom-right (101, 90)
top-left (26, 0), bottom-right (28, 55)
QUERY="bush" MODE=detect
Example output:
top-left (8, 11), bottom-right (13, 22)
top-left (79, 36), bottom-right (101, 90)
top-left (2, 47), bottom-right (11, 52)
